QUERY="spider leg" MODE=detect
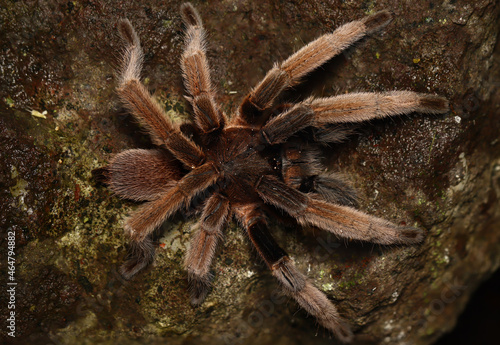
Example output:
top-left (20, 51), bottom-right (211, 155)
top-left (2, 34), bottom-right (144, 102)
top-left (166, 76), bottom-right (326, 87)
top-left (237, 11), bottom-right (392, 125)
top-left (256, 175), bottom-right (423, 245)
top-left (120, 234), bottom-right (156, 279)
top-left (282, 141), bottom-right (358, 207)
top-left (303, 173), bottom-right (359, 207)
top-left (311, 124), bottom-right (355, 145)
top-left (117, 19), bottom-right (205, 169)
top-left (96, 149), bottom-right (183, 201)
top-left (124, 162), bottom-right (219, 243)
top-left (234, 204), bottom-right (353, 342)
top-left (184, 193), bottom-right (230, 305)
top-left (259, 92), bottom-right (449, 146)
top-left (180, 3), bottom-right (225, 134)
top-left (259, 104), bottom-right (315, 145)
top-left (309, 91), bottom-right (449, 125)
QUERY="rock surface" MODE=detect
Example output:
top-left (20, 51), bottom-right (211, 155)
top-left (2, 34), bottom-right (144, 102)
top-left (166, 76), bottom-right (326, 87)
top-left (0, 0), bottom-right (499, 344)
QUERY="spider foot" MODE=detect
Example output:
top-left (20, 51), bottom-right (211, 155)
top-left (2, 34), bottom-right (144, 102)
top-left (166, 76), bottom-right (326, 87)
top-left (273, 258), bottom-right (354, 343)
top-left (119, 237), bottom-right (155, 279)
top-left (180, 2), bottom-right (202, 27)
top-left (188, 272), bottom-right (212, 305)
top-left (91, 166), bottom-right (110, 185)
top-left (398, 226), bottom-right (425, 244)
top-left (362, 10), bottom-right (392, 33)
top-left (418, 94), bottom-right (450, 114)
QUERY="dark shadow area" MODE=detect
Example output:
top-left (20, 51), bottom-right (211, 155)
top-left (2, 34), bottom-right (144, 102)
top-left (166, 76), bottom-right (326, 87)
top-left (435, 268), bottom-right (500, 345)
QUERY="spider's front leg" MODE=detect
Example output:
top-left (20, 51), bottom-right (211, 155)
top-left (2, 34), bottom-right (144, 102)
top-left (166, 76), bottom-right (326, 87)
top-left (180, 3), bottom-right (225, 135)
top-left (234, 205), bottom-right (353, 343)
top-left (256, 175), bottom-right (424, 245)
top-left (237, 11), bottom-right (392, 125)
top-left (116, 18), bottom-right (205, 169)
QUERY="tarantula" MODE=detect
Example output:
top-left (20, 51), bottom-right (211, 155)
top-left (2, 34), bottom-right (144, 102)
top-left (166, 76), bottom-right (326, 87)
top-left (96, 3), bottom-right (448, 342)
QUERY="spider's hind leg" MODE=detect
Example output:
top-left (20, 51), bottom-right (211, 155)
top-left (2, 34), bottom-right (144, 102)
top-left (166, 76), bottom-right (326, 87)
top-left (282, 140), bottom-right (358, 207)
top-left (234, 205), bottom-right (353, 343)
top-left (301, 173), bottom-right (359, 208)
top-left (184, 193), bottom-right (230, 305)
top-left (256, 175), bottom-right (424, 245)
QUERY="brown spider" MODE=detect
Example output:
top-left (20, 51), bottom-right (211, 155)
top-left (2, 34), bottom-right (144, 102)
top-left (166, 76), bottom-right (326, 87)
top-left (96, 3), bottom-right (448, 342)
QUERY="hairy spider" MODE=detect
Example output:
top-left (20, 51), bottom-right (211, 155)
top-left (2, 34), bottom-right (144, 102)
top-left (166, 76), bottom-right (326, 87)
top-left (96, 3), bottom-right (448, 342)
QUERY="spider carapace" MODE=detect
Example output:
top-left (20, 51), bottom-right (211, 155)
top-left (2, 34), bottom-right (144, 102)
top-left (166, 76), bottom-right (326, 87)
top-left (96, 3), bottom-right (449, 342)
